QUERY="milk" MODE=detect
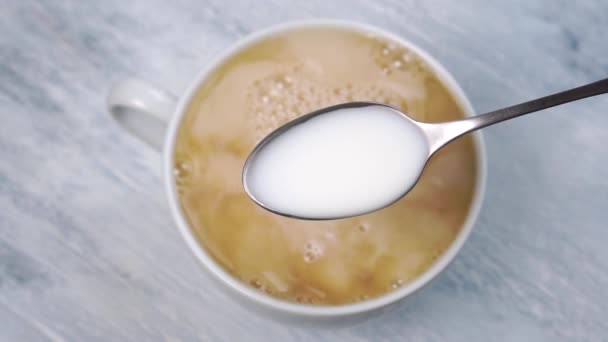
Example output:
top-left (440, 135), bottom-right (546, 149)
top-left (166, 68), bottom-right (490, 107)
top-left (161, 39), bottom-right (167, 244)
top-left (244, 106), bottom-right (430, 219)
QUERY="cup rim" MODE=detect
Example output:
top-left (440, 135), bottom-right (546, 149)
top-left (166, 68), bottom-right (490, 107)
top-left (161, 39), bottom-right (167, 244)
top-left (163, 19), bottom-right (487, 317)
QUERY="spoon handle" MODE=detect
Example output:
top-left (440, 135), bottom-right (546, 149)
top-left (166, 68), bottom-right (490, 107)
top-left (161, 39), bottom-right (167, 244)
top-left (425, 77), bottom-right (608, 153)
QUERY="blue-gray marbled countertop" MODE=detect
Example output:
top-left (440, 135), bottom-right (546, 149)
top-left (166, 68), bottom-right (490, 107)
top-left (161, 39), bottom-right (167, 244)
top-left (1, 1), bottom-right (607, 341)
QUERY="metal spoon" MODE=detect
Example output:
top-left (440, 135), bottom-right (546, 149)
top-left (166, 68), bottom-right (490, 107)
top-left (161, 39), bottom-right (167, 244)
top-left (243, 77), bottom-right (608, 220)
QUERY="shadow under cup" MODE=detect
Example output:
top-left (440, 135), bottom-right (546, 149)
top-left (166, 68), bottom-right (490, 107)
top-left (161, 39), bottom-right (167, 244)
top-left (164, 21), bottom-right (486, 322)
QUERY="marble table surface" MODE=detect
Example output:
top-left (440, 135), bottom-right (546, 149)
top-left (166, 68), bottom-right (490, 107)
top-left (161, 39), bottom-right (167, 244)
top-left (1, 0), bottom-right (607, 341)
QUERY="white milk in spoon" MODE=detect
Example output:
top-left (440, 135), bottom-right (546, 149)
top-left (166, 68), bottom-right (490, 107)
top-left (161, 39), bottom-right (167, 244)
top-left (244, 105), bottom-right (430, 219)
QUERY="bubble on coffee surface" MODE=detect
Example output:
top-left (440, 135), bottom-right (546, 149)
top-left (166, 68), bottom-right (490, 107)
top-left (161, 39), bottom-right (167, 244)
top-left (247, 277), bottom-right (279, 296)
top-left (372, 38), bottom-right (427, 76)
top-left (357, 294), bottom-right (370, 302)
top-left (249, 278), bottom-right (262, 289)
top-left (174, 161), bottom-right (192, 179)
top-left (173, 154), bottom-right (194, 194)
top-left (303, 240), bottom-right (325, 263)
top-left (245, 38), bottom-right (430, 142)
top-left (390, 278), bottom-right (405, 289)
top-left (295, 295), bottom-right (318, 304)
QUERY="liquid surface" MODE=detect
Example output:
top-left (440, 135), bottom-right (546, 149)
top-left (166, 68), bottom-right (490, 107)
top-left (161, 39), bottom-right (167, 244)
top-left (174, 27), bottom-right (477, 305)
top-left (245, 105), bottom-right (430, 219)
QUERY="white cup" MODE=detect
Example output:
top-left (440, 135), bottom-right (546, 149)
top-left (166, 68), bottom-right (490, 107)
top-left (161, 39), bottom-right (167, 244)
top-left (107, 19), bottom-right (487, 324)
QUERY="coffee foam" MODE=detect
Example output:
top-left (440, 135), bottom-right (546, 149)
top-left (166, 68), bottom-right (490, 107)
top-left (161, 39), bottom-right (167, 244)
top-left (245, 38), bottom-right (430, 142)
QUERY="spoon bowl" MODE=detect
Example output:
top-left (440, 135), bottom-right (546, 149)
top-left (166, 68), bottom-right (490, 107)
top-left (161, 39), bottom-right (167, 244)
top-left (242, 102), bottom-right (429, 220)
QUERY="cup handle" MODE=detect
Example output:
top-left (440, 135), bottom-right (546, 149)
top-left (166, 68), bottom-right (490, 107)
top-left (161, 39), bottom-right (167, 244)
top-left (107, 78), bottom-right (178, 151)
